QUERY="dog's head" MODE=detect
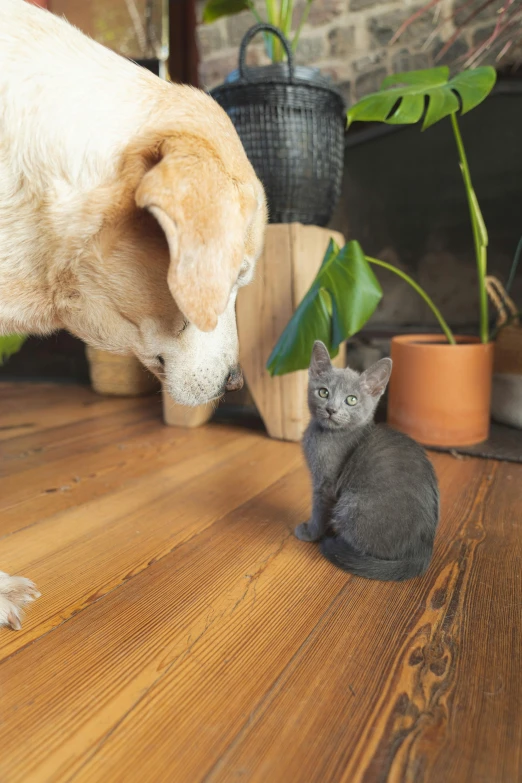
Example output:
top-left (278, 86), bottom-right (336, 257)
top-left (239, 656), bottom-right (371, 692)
top-left (71, 108), bottom-right (266, 406)
top-left (132, 132), bottom-right (266, 405)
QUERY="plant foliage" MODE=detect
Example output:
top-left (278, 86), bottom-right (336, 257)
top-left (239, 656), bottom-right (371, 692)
top-left (202, 0), bottom-right (314, 60)
top-left (347, 66), bottom-right (497, 130)
top-left (266, 240), bottom-right (382, 376)
top-left (346, 65), bottom-right (495, 344)
top-left (202, 0), bottom-right (251, 24)
top-left (0, 335), bottom-right (26, 365)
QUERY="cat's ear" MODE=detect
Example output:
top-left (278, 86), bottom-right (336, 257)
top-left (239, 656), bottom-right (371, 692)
top-left (360, 358), bottom-right (392, 397)
top-left (310, 341), bottom-right (332, 377)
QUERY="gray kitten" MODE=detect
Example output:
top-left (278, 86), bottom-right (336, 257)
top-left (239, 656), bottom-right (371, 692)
top-left (295, 341), bottom-right (439, 581)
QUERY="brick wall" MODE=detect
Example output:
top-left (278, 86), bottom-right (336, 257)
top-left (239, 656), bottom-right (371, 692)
top-left (196, 0), bottom-right (509, 103)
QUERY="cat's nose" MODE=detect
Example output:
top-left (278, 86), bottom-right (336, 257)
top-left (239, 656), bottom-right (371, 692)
top-left (326, 406), bottom-right (335, 416)
top-left (225, 365), bottom-right (244, 392)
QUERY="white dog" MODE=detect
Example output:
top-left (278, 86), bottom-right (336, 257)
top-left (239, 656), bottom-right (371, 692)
top-left (0, 0), bottom-right (267, 629)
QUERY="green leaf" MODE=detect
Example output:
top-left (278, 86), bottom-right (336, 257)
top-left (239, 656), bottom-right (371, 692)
top-left (348, 66), bottom-right (496, 131)
top-left (386, 93), bottom-right (424, 125)
top-left (451, 68), bottom-right (497, 114)
top-left (202, 0), bottom-right (250, 23)
top-left (0, 334), bottom-right (26, 365)
top-left (266, 240), bottom-right (383, 376)
top-left (423, 88), bottom-right (460, 130)
top-left (381, 67), bottom-right (449, 89)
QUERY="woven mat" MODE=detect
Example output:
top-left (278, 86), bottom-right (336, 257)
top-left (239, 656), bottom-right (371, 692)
top-left (427, 422), bottom-right (522, 463)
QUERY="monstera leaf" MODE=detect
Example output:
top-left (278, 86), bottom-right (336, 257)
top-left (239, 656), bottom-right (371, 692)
top-left (266, 240), bottom-right (382, 376)
top-left (202, 0), bottom-right (251, 23)
top-left (347, 66), bottom-right (496, 130)
top-left (0, 335), bottom-right (26, 365)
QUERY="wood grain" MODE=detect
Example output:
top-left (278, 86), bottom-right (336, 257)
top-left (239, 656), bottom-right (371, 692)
top-left (0, 384), bottom-right (151, 443)
top-left (0, 383), bottom-right (520, 783)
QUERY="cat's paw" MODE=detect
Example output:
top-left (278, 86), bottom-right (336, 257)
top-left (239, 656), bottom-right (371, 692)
top-left (294, 522), bottom-right (320, 543)
top-left (0, 571), bottom-right (40, 631)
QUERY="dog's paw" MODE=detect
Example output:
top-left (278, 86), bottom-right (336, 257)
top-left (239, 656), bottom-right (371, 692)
top-left (294, 522), bottom-right (320, 543)
top-left (0, 571), bottom-right (40, 631)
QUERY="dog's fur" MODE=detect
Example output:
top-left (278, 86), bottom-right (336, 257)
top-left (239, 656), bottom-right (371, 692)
top-left (0, 0), bottom-right (267, 629)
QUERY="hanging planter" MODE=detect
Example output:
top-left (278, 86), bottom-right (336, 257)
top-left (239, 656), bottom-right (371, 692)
top-left (210, 24), bottom-right (346, 227)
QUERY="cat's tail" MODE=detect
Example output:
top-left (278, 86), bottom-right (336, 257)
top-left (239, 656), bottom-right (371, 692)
top-left (320, 537), bottom-right (430, 582)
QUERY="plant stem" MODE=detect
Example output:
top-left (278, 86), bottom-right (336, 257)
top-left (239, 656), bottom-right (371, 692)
top-left (506, 235), bottom-right (522, 295)
top-left (366, 256), bottom-right (457, 345)
top-left (450, 112), bottom-right (489, 343)
top-left (292, 0), bottom-right (313, 51)
top-left (277, 0), bottom-right (290, 61)
top-left (246, 0), bottom-right (270, 53)
top-left (265, 0), bottom-right (278, 25)
top-left (266, 0), bottom-right (281, 60)
top-left (280, 0), bottom-right (292, 37)
top-left (246, 0), bottom-right (263, 24)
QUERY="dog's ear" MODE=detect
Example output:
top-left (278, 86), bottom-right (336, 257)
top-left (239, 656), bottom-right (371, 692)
top-left (135, 138), bottom-right (258, 332)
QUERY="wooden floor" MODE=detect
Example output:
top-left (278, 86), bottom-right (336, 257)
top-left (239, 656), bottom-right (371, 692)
top-left (0, 383), bottom-right (521, 783)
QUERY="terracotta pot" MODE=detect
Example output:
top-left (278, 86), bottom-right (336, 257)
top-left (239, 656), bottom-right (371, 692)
top-left (387, 335), bottom-right (494, 447)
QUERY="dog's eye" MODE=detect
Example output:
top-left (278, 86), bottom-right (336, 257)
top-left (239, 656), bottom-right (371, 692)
top-left (178, 319), bottom-right (189, 335)
top-left (237, 261), bottom-right (250, 284)
top-left (318, 388), bottom-right (329, 398)
top-left (156, 355), bottom-right (165, 367)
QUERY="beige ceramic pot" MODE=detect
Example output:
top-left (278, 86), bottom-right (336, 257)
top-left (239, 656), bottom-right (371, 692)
top-left (86, 347), bottom-right (159, 397)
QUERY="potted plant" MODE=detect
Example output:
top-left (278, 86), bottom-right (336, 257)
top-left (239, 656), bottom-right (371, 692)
top-left (267, 65), bottom-right (498, 447)
top-left (203, 3), bottom-right (346, 226)
top-left (202, 0), bottom-right (315, 62)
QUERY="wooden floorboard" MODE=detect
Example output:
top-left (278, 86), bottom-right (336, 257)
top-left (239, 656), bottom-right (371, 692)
top-left (0, 383), bottom-right (520, 783)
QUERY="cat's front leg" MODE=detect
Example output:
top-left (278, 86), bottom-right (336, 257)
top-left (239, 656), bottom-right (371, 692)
top-left (295, 491), bottom-right (332, 542)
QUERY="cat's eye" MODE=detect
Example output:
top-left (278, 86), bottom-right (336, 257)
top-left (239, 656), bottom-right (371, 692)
top-left (346, 395), bottom-right (358, 406)
top-left (318, 388), bottom-right (329, 398)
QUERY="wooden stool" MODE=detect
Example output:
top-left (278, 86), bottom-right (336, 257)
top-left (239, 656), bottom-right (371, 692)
top-left (162, 223), bottom-right (346, 442)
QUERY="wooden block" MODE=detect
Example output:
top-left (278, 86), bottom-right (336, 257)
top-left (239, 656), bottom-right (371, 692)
top-left (86, 347), bottom-right (159, 397)
top-left (162, 388), bottom-right (214, 428)
top-left (237, 223), bottom-right (346, 442)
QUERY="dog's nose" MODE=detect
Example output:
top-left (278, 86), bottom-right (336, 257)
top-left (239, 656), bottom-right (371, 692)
top-left (225, 366), bottom-right (244, 392)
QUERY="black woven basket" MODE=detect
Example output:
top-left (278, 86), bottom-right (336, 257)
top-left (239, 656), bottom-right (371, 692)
top-left (211, 24), bottom-right (346, 227)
